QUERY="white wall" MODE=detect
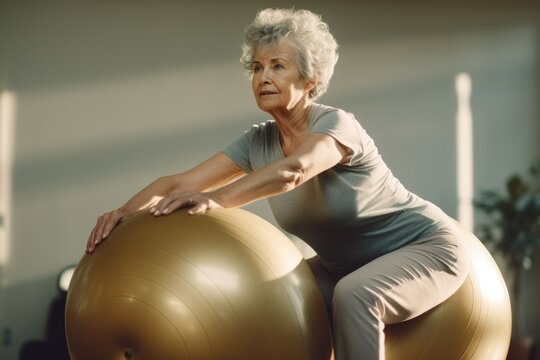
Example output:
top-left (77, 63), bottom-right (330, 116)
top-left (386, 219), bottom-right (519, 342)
top-left (0, 0), bottom-right (539, 359)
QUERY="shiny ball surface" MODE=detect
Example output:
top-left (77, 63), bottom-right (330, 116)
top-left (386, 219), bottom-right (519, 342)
top-left (385, 221), bottom-right (512, 359)
top-left (66, 208), bottom-right (332, 360)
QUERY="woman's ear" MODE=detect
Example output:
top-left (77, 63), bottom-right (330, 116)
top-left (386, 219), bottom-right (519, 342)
top-left (304, 76), bottom-right (319, 93)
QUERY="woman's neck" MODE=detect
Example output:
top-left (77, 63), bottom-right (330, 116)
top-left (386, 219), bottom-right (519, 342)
top-left (271, 100), bottom-right (312, 138)
top-left (270, 100), bottom-right (313, 155)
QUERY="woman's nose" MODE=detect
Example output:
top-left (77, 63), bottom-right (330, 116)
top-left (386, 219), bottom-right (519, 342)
top-left (259, 68), bottom-right (272, 84)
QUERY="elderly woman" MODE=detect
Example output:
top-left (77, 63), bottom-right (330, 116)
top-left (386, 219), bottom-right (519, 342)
top-left (87, 8), bottom-right (470, 360)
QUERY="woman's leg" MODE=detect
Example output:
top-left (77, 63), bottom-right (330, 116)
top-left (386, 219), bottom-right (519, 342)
top-left (306, 255), bottom-right (337, 322)
top-left (329, 227), bottom-right (470, 360)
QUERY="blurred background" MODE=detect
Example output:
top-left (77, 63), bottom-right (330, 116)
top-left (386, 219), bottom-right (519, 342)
top-left (0, 0), bottom-right (539, 359)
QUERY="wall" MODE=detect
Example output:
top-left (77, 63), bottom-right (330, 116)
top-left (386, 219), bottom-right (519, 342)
top-left (0, 0), bottom-right (538, 358)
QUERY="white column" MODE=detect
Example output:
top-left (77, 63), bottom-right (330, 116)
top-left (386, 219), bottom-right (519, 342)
top-left (0, 90), bottom-right (16, 268)
top-left (455, 73), bottom-right (474, 231)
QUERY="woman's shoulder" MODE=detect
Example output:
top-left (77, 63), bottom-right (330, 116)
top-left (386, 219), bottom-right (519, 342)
top-left (310, 103), bottom-right (357, 125)
top-left (311, 102), bottom-right (347, 116)
top-left (309, 103), bottom-right (361, 132)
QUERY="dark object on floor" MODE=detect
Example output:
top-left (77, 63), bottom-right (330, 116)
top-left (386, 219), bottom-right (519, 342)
top-left (19, 265), bottom-right (75, 360)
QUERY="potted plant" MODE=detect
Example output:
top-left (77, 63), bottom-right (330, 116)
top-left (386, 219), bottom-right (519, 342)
top-left (475, 160), bottom-right (540, 357)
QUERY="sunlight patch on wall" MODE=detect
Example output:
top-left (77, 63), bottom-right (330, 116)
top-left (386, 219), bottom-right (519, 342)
top-left (456, 73), bottom-right (473, 231)
top-left (0, 90), bottom-right (16, 267)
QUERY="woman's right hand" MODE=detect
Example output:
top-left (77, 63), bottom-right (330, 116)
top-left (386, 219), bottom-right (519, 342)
top-left (86, 208), bottom-right (129, 254)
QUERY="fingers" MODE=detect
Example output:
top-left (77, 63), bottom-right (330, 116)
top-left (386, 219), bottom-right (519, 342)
top-left (150, 194), bottom-right (194, 216)
top-left (86, 227), bottom-right (98, 254)
top-left (86, 211), bottom-right (123, 254)
top-left (188, 202), bottom-right (208, 215)
top-left (150, 192), bottom-right (217, 216)
top-left (86, 218), bottom-right (102, 254)
top-left (87, 216), bottom-right (106, 254)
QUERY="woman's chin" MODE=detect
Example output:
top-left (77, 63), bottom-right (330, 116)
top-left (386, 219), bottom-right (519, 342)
top-left (256, 102), bottom-right (278, 113)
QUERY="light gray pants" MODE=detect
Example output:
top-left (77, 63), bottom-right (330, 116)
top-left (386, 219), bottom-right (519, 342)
top-left (307, 226), bottom-right (471, 360)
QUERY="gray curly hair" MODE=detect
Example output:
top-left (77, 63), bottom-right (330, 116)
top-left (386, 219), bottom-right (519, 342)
top-left (240, 8), bottom-right (339, 101)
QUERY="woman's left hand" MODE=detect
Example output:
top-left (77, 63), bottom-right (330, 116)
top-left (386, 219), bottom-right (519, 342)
top-left (150, 191), bottom-right (222, 216)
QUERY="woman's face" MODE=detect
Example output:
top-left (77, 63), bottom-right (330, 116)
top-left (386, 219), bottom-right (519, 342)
top-left (251, 40), bottom-right (314, 114)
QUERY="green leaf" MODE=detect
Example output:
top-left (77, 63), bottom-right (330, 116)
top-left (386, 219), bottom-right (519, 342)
top-left (506, 174), bottom-right (528, 200)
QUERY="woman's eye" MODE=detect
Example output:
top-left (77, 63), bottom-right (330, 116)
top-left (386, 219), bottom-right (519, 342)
top-left (273, 64), bottom-right (283, 70)
top-left (253, 65), bottom-right (262, 72)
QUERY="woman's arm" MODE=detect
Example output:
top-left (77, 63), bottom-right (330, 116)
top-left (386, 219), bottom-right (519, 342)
top-left (86, 152), bottom-right (244, 253)
top-left (152, 133), bottom-right (349, 215)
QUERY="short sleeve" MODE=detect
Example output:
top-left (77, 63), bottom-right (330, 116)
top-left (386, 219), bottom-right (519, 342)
top-left (221, 120), bottom-right (276, 173)
top-left (309, 106), bottom-right (368, 165)
top-left (221, 129), bottom-right (255, 173)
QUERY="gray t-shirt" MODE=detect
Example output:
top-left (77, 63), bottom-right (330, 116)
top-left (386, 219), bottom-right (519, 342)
top-left (222, 103), bottom-right (452, 277)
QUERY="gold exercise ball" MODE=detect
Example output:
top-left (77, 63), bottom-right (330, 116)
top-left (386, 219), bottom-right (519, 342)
top-left (65, 208), bottom-right (333, 360)
top-left (385, 221), bottom-right (512, 360)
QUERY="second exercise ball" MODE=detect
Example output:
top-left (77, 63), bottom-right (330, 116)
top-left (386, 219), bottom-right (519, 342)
top-left (65, 208), bottom-right (332, 360)
top-left (384, 221), bottom-right (512, 359)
